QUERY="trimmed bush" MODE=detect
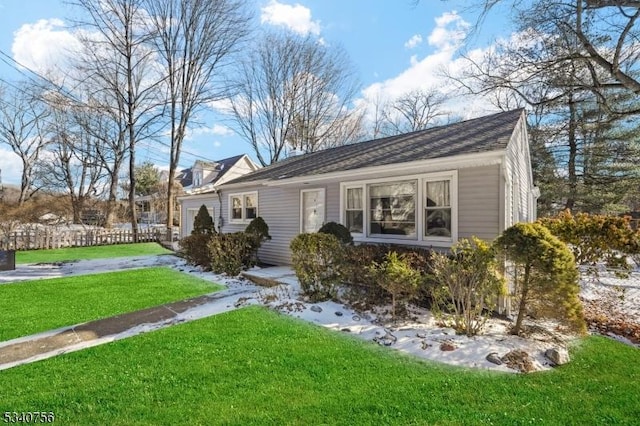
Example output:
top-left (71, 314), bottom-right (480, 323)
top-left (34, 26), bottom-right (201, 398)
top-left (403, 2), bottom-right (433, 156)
top-left (208, 232), bottom-right (258, 276)
top-left (179, 234), bottom-right (214, 270)
top-left (538, 210), bottom-right (640, 273)
top-left (319, 221), bottom-right (353, 245)
top-left (290, 233), bottom-right (344, 302)
top-left (495, 222), bottom-right (585, 335)
top-left (245, 216), bottom-right (271, 245)
top-left (429, 237), bottom-right (505, 336)
top-left (192, 205), bottom-right (215, 235)
top-left (368, 251), bottom-right (422, 320)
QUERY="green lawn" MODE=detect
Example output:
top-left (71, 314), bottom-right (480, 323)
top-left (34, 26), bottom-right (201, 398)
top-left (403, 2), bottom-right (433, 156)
top-left (16, 243), bottom-right (172, 264)
top-left (0, 267), bottom-right (223, 341)
top-left (1, 307), bottom-right (638, 425)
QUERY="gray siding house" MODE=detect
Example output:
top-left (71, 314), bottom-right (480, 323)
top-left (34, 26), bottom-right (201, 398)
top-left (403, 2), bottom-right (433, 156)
top-left (178, 109), bottom-right (538, 265)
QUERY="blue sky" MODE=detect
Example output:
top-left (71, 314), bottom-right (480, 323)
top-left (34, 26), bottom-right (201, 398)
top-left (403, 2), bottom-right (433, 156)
top-left (0, 0), bottom-right (510, 186)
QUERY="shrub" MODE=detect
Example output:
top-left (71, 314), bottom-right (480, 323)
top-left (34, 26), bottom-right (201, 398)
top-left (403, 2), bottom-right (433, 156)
top-left (368, 251), bottom-right (422, 320)
top-left (429, 237), bottom-right (505, 336)
top-left (192, 205), bottom-right (215, 235)
top-left (179, 234), bottom-right (214, 269)
top-left (538, 210), bottom-right (640, 273)
top-left (208, 232), bottom-right (258, 276)
top-left (494, 222), bottom-right (585, 335)
top-left (319, 221), bottom-right (353, 245)
top-left (290, 233), bottom-right (344, 302)
top-left (245, 216), bottom-right (271, 245)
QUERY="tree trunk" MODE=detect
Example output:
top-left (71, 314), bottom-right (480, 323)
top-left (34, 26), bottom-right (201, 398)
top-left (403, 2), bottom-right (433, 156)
top-left (512, 265), bottom-right (531, 335)
top-left (565, 94), bottom-right (578, 211)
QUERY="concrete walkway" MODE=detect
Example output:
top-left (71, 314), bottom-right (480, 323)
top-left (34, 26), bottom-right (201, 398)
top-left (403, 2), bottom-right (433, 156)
top-left (0, 263), bottom-right (297, 371)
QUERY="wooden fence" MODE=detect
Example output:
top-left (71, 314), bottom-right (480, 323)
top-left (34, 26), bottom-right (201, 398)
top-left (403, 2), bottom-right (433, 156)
top-left (0, 228), bottom-right (165, 251)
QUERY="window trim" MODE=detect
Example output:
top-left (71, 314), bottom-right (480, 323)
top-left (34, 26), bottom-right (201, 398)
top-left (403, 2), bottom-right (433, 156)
top-left (228, 191), bottom-right (258, 224)
top-left (340, 171), bottom-right (458, 247)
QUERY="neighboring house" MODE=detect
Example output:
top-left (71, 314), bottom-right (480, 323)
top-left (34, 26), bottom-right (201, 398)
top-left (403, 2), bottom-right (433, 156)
top-left (176, 154), bottom-right (259, 233)
top-left (179, 109), bottom-right (538, 265)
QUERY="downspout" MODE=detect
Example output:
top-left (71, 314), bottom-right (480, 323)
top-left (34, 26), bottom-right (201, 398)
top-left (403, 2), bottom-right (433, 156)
top-left (216, 189), bottom-right (223, 233)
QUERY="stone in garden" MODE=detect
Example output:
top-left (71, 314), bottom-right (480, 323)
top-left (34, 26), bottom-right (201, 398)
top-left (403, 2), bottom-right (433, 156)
top-left (310, 305), bottom-right (322, 313)
top-left (440, 341), bottom-right (457, 351)
top-left (501, 350), bottom-right (535, 373)
top-left (352, 315), bottom-right (361, 321)
top-left (341, 328), bottom-right (351, 333)
top-left (486, 352), bottom-right (503, 365)
top-left (416, 332), bottom-right (427, 338)
top-left (545, 347), bottom-right (570, 365)
top-left (335, 311), bottom-right (343, 317)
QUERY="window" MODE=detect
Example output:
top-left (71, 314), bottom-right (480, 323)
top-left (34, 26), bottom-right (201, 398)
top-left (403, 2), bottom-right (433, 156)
top-left (340, 171), bottom-right (457, 246)
top-left (345, 187), bottom-right (363, 233)
top-left (193, 171), bottom-right (203, 187)
top-left (229, 192), bottom-right (258, 223)
top-left (424, 180), bottom-right (451, 238)
top-left (301, 188), bottom-right (326, 233)
top-left (369, 181), bottom-right (416, 237)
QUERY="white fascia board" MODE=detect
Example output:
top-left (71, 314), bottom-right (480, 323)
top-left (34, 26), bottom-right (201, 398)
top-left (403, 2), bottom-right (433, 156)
top-left (265, 150), bottom-right (505, 187)
top-left (177, 190), bottom-right (219, 203)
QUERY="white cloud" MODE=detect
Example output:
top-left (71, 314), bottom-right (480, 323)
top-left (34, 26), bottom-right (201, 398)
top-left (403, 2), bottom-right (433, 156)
top-left (11, 19), bottom-right (81, 76)
top-left (0, 148), bottom-right (22, 186)
top-left (427, 11), bottom-right (470, 52)
top-left (260, 0), bottom-right (321, 36)
top-left (404, 34), bottom-right (423, 49)
top-left (359, 11), bottom-right (496, 125)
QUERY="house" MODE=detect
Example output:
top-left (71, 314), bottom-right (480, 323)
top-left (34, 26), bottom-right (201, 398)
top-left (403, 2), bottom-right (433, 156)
top-left (139, 154), bottom-right (258, 227)
top-left (178, 109), bottom-right (538, 265)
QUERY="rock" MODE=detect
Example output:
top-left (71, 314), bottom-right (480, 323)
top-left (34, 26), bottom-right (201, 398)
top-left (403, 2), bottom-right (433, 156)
top-left (486, 352), bottom-right (503, 365)
top-left (416, 332), bottom-right (427, 339)
top-left (335, 311), bottom-right (343, 317)
top-left (545, 347), bottom-right (570, 366)
top-left (373, 331), bottom-right (397, 346)
top-left (310, 305), bottom-right (322, 313)
top-left (352, 315), bottom-right (361, 321)
top-left (440, 341), bottom-right (457, 351)
top-left (421, 341), bottom-right (432, 350)
top-left (341, 328), bottom-right (351, 333)
top-left (383, 331), bottom-right (398, 343)
top-left (501, 350), bottom-right (535, 373)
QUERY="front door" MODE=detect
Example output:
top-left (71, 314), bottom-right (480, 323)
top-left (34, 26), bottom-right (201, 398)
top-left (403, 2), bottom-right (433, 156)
top-left (301, 189), bottom-right (325, 233)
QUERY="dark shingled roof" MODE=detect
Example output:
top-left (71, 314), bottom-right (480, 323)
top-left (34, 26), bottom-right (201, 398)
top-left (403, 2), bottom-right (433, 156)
top-left (228, 109), bottom-right (524, 185)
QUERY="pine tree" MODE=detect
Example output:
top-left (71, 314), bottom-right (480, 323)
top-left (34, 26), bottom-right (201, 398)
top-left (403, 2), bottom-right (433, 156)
top-left (192, 205), bottom-right (215, 235)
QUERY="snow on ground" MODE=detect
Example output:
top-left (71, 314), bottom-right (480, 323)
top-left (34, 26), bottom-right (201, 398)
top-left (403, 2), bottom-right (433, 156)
top-left (2, 255), bottom-right (637, 373)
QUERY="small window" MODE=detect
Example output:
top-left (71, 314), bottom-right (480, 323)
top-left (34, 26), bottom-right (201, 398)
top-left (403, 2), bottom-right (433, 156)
top-left (345, 187), bottom-right (363, 233)
top-left (229, 192), bottom-right (258, 223)
top-left (425, 180), bottom-right (451, 238)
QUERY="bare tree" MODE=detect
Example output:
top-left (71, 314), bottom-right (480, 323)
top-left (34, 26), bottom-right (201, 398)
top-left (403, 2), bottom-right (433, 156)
top-left (466, 0), bottom-right (640, 115)
top-left (35, 93), bottom-right (105, 224)
top-left (228, 31), bottom-right (363, 166)
top-left (73, 0), bottom-right (166, 240)
top-left (0, 83), bottom-right (50, 205)
top-left (379, 88), bottom-right (448, 136)
top-left (144, 0), bottom-right (249, 233)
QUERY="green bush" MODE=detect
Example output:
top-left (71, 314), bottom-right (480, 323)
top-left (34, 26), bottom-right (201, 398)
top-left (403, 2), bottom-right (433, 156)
top-left (429, 237), bottom-right (505, 336)
top-left (192, 205), bottom-right (215, 235)
top-left (368, 251), bottom-right (422, 320)
top-left (290, 233), bottom-right (344, 302)
top-left (495, 222), bottom-right (585, 335)
top-left (341, 244), bottom-right (432, 308)
top-left (319, 221), bottom-right (353, 245)
top-left (538, 210), bottom-right (640, 273)
top-left (208, 232), bottom-right (258, 276)
top-left (245, 216), bottom-right (271, 245)
top-left (179, 234), bottom-right (214, 270)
